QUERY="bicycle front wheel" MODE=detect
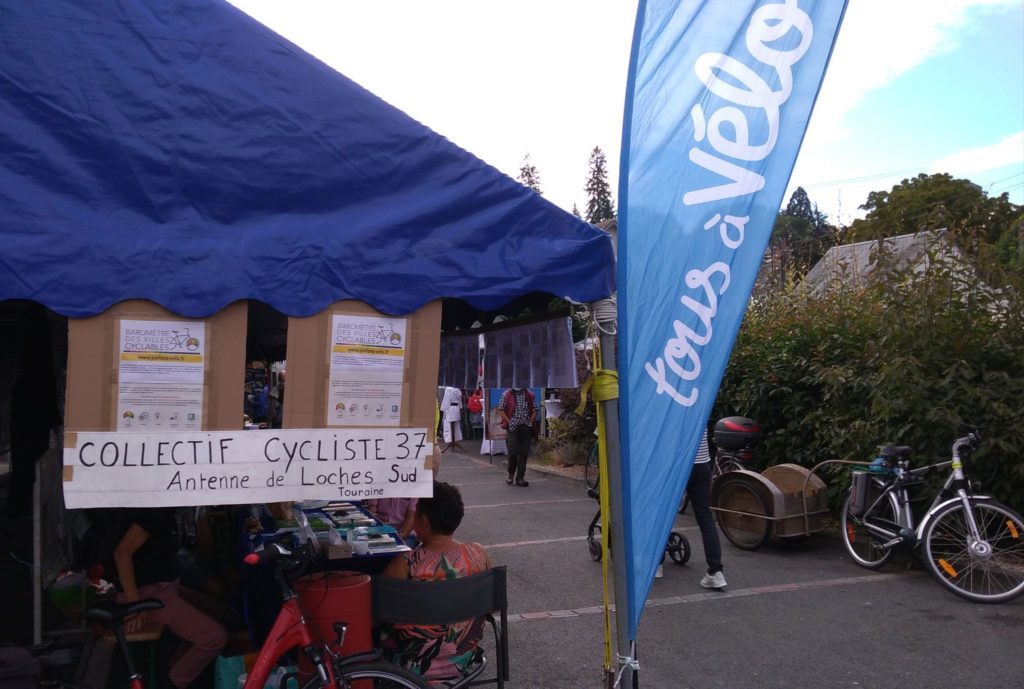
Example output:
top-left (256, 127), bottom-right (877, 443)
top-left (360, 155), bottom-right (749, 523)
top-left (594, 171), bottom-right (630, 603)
top-left (922, 498), bottom-right (1024, 603)
top-left (840, 491), bottom-right (897, 570)
top-left (584, 443), bottom-right (600, 491)
top-left (337, 661), bottom-right (433, 688)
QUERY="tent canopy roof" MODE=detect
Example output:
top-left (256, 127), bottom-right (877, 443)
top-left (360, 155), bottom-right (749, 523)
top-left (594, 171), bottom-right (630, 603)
top-left (0, 0), bottom-right (614, 318)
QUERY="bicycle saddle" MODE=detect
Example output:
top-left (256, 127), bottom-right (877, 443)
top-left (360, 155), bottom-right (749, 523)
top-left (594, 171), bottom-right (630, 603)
top-left (82, 599), bottom-right (164, 625)
top-left (878, 444), bottom-right (912, 461)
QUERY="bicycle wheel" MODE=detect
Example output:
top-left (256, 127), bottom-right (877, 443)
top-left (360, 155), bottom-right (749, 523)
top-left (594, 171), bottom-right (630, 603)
top-left (588, 522), bottom-right (603, 562)
top-left (839, 491), bottom-right (897, 569)
top-left (584, 443), bottom-right (600, 491)
top-left (922, 499), bottom-right (1024, 603)
top-left (677, 492), bottom-right (690, 514)
top-left (715, 479), bottom-right (772, 550)
top-left (666, 531), bottom-right (690, 565)
top-left (716, 459), bottom-right (743, 475)
top-left (337, 660), bottom-right (433, 688)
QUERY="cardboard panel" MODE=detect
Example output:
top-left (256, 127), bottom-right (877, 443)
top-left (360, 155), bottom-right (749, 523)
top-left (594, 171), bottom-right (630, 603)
top-left (65, 300), bottom-right (247, 435)
top-left (284, 300), bottom-right (442, 440)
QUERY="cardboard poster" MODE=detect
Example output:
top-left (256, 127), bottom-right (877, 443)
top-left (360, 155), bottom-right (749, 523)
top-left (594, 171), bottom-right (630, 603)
top-left (62, 428), bottom-right (434, 508)
top-left (117, 319), bottom-right (206, 431)
top-left (327, 314), bottom-right (407, 426)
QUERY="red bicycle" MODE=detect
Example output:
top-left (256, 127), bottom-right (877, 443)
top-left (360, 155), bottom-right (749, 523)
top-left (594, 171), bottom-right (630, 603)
top-left (79, 541), bottom-right (429, 689)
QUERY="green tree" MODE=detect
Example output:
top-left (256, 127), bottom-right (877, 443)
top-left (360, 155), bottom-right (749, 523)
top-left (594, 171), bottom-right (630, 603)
top-left (517, 153), bottom-right (542, 194)
top-left (571, 203), bottom-right (582, 218)
top-left (766, 187), bottom-right (836, 285)
top-left (584, 146), bottom-right (615, 223)
top-left (847, 173), bottom-right (1020, 247)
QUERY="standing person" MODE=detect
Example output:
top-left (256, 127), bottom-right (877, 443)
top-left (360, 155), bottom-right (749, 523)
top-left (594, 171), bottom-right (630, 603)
top-left (687, 430), bottom-right (727, 589)
top-left (111, 508), bottom-right (227, 689)
top-left (440, 385), bottom-right (464, 452)
top-left (497, 386), bottom-right (536, 487)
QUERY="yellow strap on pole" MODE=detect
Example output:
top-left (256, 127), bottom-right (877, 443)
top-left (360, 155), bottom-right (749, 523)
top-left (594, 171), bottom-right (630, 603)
top-left (580, 340), bottom-right (619, 675)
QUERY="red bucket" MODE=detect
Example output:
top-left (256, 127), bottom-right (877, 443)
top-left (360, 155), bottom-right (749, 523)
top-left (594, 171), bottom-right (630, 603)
top-left (294, 571), bottom-right (372, 685)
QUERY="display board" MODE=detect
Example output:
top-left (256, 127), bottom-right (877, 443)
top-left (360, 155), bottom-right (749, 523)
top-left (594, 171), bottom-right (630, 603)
top-left (283, 300), bottom-right (441, 436)
top-left (62, 299), bottom-right (441, 508)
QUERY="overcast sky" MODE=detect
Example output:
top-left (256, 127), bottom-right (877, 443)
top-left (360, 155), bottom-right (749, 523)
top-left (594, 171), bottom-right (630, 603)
top-left (229, 0), bottom-right (1024, 227)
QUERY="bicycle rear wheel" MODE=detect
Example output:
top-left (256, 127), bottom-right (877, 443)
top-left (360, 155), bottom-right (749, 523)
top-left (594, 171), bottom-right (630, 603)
top-left (337, 660), bottom-right (432, 688)
top-left (715, 479), bottom-right (771, 550)
top-left (922, 498), bottom-right (1024, 603)
top-left (840, 491), bottom-right (897, 570)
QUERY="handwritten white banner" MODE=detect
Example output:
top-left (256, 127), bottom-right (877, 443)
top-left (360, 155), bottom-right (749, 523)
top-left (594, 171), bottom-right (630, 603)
top-left (63, 428), bottom-right (433, 508)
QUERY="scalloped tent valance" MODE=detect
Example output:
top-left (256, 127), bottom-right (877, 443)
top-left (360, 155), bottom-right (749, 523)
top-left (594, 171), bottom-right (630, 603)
top-left (0, 0), bottom-right (614, 318)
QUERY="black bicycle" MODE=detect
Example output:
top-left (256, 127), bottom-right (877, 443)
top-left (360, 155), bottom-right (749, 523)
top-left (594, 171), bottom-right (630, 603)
top-left (679, 417), bottom-right (760, 514)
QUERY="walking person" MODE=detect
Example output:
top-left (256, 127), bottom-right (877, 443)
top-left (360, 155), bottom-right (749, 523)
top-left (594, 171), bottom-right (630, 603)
top-left (497, 386), bottom-right (536, 487)
top-left (687, 430), bottom-right (727, 589)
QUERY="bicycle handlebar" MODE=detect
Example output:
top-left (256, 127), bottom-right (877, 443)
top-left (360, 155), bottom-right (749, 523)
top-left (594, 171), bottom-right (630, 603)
top-left (243, 541), bottom-right (291, 567)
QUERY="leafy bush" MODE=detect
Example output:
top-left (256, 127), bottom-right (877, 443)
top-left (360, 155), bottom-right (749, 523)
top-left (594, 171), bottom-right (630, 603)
top-left (534, 347), bottom-right (597, 466)
top-left (715, 234), bottom-right (1024, 509)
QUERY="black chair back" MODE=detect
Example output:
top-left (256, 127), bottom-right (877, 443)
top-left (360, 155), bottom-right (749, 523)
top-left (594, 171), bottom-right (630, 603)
top-left (372, 565), bottom-right (508, 688)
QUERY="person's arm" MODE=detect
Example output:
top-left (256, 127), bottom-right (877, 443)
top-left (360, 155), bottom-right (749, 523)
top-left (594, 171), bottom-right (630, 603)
top-left (381, 552), bottom-right (411, 579)
top-left (496, 391), bottom-right (510, 424)
top-left (112, 522), bottom-right (151, 632)
top-left (396, 504), bottom-right (416, 540)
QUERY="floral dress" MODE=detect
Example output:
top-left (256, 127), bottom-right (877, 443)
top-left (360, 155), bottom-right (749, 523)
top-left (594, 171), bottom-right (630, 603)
top-left (380, 542), bottom-right (491, 683)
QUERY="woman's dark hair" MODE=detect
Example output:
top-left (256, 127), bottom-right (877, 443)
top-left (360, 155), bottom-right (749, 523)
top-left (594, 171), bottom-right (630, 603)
top-left (416, 481), bottom-right (464, 535)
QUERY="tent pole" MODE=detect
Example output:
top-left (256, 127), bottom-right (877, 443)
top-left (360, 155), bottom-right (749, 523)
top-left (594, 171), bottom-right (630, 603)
top-left (591, 299), bottom-right (635, 687)
top-left (33, 459), bottom-right (42, 644)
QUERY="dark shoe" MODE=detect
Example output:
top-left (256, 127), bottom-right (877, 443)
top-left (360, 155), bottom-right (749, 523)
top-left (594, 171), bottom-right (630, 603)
top-left (506, 476), bottom-right (514, 485)
top-left (516, 480), bottom-right (530, 487)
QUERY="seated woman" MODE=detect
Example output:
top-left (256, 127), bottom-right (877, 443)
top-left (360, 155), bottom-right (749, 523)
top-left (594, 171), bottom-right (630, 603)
top-left (111, 508), bottom-right (228, 689)
top-left (379, 482), bottom-right (492, 684)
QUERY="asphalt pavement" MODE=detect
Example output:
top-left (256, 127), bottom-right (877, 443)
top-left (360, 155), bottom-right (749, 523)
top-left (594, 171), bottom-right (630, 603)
top-left (441, 439), bottom-right (1024, 689)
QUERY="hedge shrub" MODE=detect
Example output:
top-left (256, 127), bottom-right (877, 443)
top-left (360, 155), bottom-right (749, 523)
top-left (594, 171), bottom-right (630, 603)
top-left (714, 238), bottom-right (1024, 509)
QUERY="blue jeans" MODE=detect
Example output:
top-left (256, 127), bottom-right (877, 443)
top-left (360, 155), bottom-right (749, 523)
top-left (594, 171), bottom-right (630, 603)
top-left (687, 461), bottom-right (723, 574)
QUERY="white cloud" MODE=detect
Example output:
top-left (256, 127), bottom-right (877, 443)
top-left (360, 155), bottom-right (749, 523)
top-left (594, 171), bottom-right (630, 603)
top-left (807, 0), bottom-right (1019, 146)
top-left (929, 131), bottom-right (1024, 175)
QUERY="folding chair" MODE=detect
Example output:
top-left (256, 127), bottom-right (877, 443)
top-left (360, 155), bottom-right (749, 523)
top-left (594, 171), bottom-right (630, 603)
top-left (372, 566), bottom-right (509, 689)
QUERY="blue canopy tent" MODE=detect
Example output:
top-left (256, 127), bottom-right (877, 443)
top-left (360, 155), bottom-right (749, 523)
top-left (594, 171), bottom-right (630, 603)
top-left (0, 0), bottom-right (615, 645)
top-left (0, 0), bottom-right (615, 317)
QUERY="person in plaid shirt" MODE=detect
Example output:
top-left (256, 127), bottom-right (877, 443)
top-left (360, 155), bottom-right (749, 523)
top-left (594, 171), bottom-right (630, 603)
top-left (497, 387), bottom-right (536, 486)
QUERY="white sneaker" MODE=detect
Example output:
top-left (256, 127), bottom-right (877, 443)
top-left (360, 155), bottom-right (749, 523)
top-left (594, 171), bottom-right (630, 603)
top-left (700, 571), bottom-right (727, 589)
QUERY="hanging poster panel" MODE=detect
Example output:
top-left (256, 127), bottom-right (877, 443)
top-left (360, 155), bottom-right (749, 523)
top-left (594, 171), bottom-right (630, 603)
top-left (327, 314), bottom-right (407, 426)
top-left (476, 316), bottom-right (577, 389)
top-left (484, 388), bottom-right (507, 441)
top-left (117, 319), bottom-right (205, 431)
top-left (62, 427), bottom-right (434, 508)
